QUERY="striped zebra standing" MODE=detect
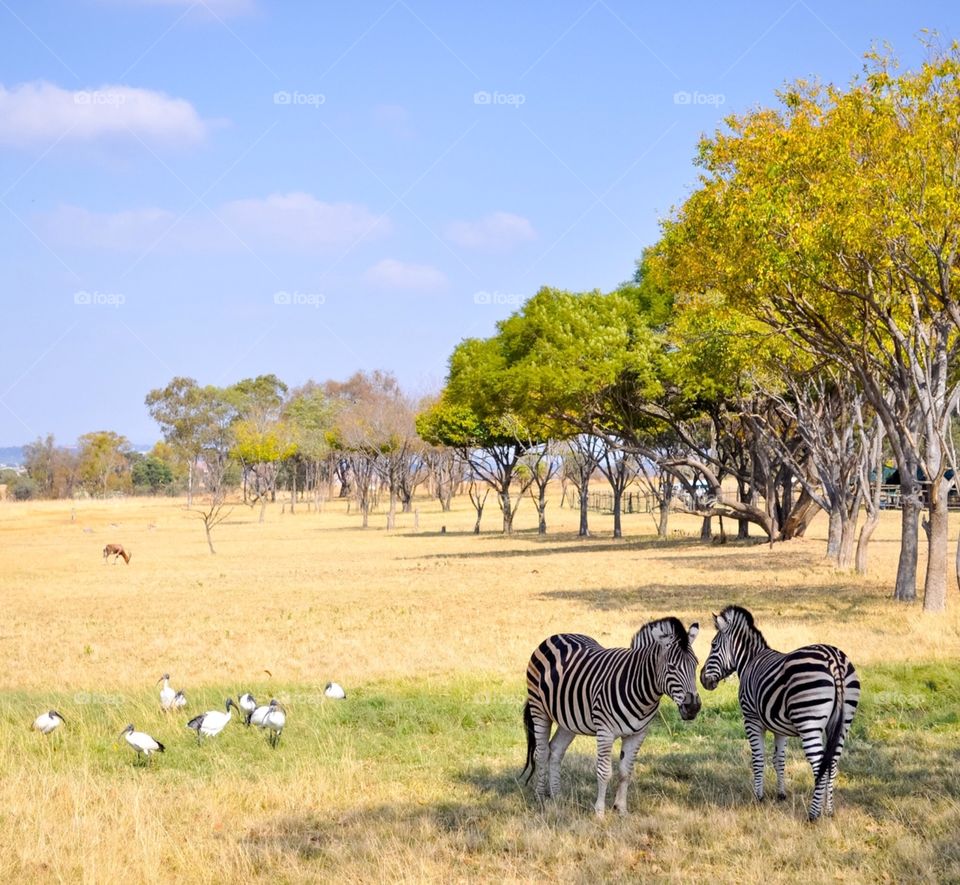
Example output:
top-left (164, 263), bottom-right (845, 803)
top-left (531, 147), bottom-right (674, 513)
top-left (700, 605), bottom-right (860, 821)
top-left (523, 617), bottom-right (701, 816)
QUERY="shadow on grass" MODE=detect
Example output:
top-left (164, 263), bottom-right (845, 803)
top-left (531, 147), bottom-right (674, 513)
top-left (536, 583), bottom-right (884, 621)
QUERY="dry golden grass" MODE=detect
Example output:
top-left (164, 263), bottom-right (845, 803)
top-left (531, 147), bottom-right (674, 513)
top-left (0, 492), bottom-right (958, 882)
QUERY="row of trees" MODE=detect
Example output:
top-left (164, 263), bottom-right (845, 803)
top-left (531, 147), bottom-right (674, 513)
top-left (420, 42), bottom-right (960, 613)
top-left (10, 432), bottom-right (176, 500)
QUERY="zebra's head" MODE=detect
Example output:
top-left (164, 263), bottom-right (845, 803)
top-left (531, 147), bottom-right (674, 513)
top-left (701, 605), bottom-right (764, 690)
top-left (634, 617), bottom-right (702, 720)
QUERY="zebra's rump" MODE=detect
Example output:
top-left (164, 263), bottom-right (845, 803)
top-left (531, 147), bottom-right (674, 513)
top-left (526, 633), bottom-right (660, 737)
top-left (740, 643), bottom-right (860, 735)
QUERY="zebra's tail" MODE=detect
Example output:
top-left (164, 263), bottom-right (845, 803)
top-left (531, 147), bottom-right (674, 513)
top-left (816, 658), bottom-right (846, 786)
top-left (521, 700), bottom-right (536, 784)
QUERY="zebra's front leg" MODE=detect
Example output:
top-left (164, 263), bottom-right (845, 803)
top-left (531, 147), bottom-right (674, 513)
top-left (594, 730), bottom-right (615, 817)
top-left (548, 727), bottom-right (575, 799)
top-left (612, 730), bottom-right (646, 815)
top-left (773, 733), bottom-right (788, 800)
top-left (744, 719), bottom-right (767, 802)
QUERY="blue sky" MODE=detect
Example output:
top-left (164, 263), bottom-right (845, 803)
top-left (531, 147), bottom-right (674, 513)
top-left (0, 0), bottom-right (955, 445)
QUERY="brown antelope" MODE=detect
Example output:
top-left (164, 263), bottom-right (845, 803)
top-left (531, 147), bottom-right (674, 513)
top-left (103, 543), bottom-right (131, 564)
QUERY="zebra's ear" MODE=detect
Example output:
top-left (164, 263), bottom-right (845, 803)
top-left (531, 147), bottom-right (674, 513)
top-left (714, 611), bottom-right (729, 631)
top-left (688, 623), bottom-right (699, 643)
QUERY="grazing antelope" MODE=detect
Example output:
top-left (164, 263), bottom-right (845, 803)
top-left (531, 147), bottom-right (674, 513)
top-left (103, 543), bottom-right (131, 564)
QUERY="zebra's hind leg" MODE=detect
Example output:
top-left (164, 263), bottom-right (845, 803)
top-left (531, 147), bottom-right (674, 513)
top-left (548, 727), bottom-right (575, 799)
top-left (798, 726), bottom-right (827, 821)
top-left (594, 730), bottom-right (615, 817)
top-left (744, 719), bottom-right (767, 802)
top-left (532, 716), bottom-right (552, 803)
top-left (773, 734), bottom-right (788, 800)
top-left (612, 731), bottom-right (646, 815)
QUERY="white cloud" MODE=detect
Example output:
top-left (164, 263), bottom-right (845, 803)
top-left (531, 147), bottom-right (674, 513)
top-left (372, 104), bottom-right (414, 139)
top-left (364, 259), bottom-right (447, 291)
top-left (104, 0), bottom-right (255, 15)
top-left (0, 81), bottom-right (211, 147)
top-left (39, 193), bottom-right (391, 253)
top-left (444, 211), bottom-right (536, 251)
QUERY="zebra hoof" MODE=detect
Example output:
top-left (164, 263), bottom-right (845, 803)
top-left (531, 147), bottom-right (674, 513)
top-left (777, 792), bottom-right (787, 802)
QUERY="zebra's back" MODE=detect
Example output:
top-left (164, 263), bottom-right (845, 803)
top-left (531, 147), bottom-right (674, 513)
top-left (739, 643), bottom-right (860, 737)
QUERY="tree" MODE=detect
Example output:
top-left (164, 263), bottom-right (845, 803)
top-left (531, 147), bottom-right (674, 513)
top-left (77, 431), bottom-right (131, 497)
top-left (131, 455), bottom-right (174, 494)
top-left (657, 42), bottom-right (960, 611)
top-left (285, 383), bottom-right (334, 512)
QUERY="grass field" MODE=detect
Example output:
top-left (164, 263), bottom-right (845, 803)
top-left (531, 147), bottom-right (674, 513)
top-left (1, 493), bottom-right (958, 883)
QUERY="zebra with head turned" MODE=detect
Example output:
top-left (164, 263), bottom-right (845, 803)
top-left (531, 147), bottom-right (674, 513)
top-left (522, 617), bottom-right (701, 816)
top-left (700, 605), bottom-right (860, 821)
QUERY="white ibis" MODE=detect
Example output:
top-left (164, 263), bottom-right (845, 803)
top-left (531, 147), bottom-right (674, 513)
top-left (324, 682), bottom-right (346, 700)
top-left (258, 701), bottom-right (286, 748)
top-left (158, 674), bottom-right (176, 710)
top-left (121, 724), bottom-right (164, 763)
top-left (187, 698), bottom-right (237, 743)
top-left (249, 698), bottom-right (278, 729)
top-left (33, 710), bottom-right (65, 735)
top-left (238, 693), bottom-right (257, 726)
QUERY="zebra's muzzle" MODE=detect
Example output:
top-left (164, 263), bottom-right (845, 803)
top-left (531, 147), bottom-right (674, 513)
top-left (700, 671), bottom-right (719, 691)
top-left (678, 692), bottom-right (701, 720)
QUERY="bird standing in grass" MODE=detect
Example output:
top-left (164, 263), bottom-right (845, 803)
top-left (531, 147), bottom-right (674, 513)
top-left (324, 682), bottom-right (346, 700)
top-left (249, 698), bottom-right (278, 729)
top-left (33, 710), bottom-right (65, 735)
top-left (238, 692), bottom-right (257, 726)
top-left (158, 674), bottom-right (185, 711)
top-left (121, 724), bottom-right (164, 764)
top-left (258, 700), bottom-right (286, 748)
top-left (187, 698), bottom-right (238, 743)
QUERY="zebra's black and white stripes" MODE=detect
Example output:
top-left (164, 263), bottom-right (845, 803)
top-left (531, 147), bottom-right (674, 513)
top-left (700, 605), bottom-right (860, 821)
top-left (523, 617), bottom-right (701, 816)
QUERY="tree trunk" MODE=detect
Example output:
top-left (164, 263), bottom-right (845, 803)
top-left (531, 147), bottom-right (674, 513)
top-left (855, 512), bottom-right (878, 575)
top-left (187, 459), bottom-right (194, 507)
top-left (290, 465), bottom-right (296, 514)
top-left (387, 488), bottom-right (397, 531)
top-left (838, 513), bottom-right (857, 569)
top-left (537, 485), bottom-right (548, 535)
top-left (826, 507), bottom-right (842, 561)
top-left (657, 496), bottom-right (670, 538)
top-left (612, 485), bottom-right (623, 539)
top-left (578, 481), bottom-right (590, 537)
top-left (501, 488), bottom-right (514, 534)
top-left (700, 516), bottom-right (712, 540)
top-left (204, 520), bottom-right (216, 554)
top-left (259, 496), bottom-right (267, 524)
top-left (923, 486), bottom-right (949, 612)
top-left (894, 482), bottom-right (920, 601)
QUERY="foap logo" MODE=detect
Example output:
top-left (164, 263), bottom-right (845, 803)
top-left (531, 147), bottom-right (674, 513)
top-left (474, 290), bottom-right (523, 307)
top-left (274, 290), bottom-right (325, 308)
top-left (74, 290), bottom-right (125, 308)
top-left (273, 90), bottom-right (326, 108)
top-left (473, 90), bottom-right (525, 108)
top-left (74, 89), bottom-right (126, 107)
top-left (673, 90), bottom-right (726, 107)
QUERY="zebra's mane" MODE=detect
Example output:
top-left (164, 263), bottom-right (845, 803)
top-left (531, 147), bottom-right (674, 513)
top-left (719, 605), bottom-right (768, 647)
top-left (630, 616), bottom-right (690, 651)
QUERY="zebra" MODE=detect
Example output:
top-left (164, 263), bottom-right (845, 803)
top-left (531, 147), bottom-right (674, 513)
top-left (522, 617), bottom-right (701, 816)
top-left (700, 605), bottom-right (860, 821)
